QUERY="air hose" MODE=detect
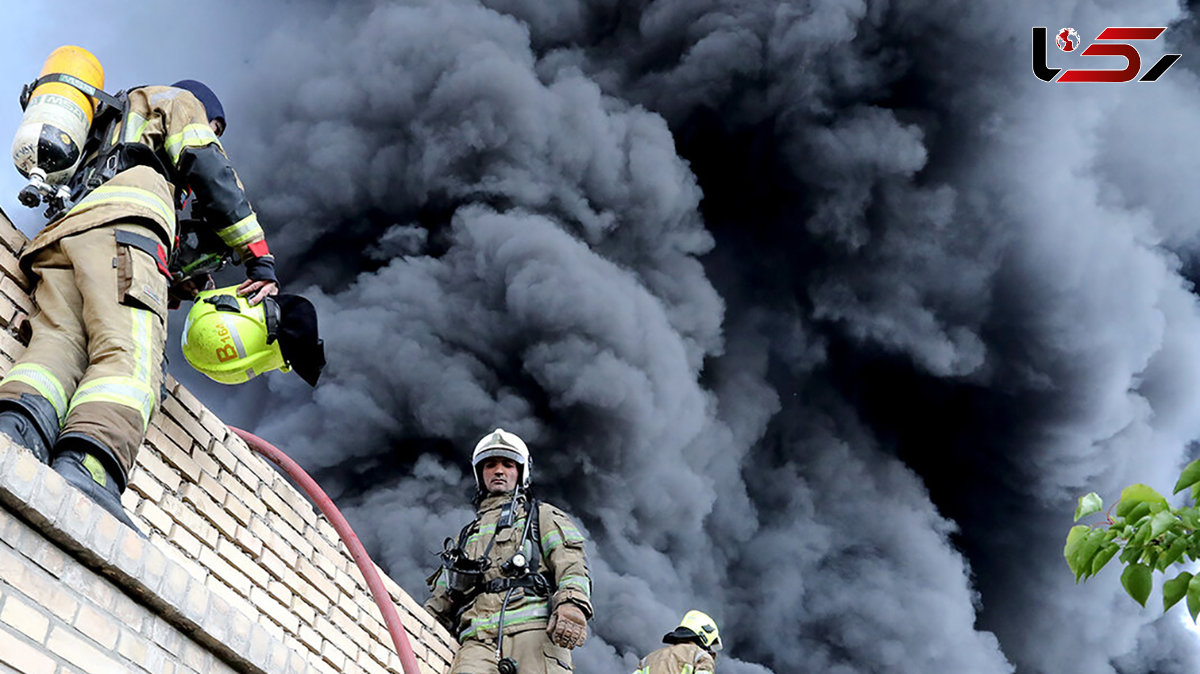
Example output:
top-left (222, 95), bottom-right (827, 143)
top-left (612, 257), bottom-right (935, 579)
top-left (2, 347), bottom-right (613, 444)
top-left (229, 426), bottom-right (422, 674)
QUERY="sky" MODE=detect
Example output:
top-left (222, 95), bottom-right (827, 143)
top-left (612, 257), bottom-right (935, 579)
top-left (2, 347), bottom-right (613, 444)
top-left (6, 1), bottom-right (1200, 673)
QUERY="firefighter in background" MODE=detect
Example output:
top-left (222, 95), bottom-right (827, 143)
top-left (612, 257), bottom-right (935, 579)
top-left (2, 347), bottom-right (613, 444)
top-left (633, 610), bottom-right (722, 674)
top-left (426, 429), bottom-right (592, 674)
top-left (0, 65), bottom-right (278, 529)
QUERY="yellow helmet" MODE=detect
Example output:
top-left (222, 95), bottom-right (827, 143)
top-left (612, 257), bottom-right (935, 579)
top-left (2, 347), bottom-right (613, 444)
top-left (182, 286), bottom-right (288, 384)
top-left (664, 610), bottom-right (722, 652)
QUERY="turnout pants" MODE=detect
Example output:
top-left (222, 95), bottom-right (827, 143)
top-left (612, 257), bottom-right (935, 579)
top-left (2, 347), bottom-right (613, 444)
top-left (0, 222), bottom-right (168, 477)
top-left (449, 630), bottom-right (573, 674)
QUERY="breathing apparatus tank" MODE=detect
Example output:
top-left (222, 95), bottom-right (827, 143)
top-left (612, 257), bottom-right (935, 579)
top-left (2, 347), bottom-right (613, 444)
top-left (11, 46), bottom-right (105, 211)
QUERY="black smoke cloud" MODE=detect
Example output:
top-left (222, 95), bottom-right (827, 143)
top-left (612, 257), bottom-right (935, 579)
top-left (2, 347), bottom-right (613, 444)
top-left (170, 0), bottom-right (1200, 672)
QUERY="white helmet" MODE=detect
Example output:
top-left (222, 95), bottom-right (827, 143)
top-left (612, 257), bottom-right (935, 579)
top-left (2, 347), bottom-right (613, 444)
top-left (471, 428), bottom-right (532, 490)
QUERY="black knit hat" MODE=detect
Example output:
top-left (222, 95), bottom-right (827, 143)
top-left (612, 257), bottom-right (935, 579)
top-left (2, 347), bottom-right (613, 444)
top-left (171, 79), bottom-right (225, 128)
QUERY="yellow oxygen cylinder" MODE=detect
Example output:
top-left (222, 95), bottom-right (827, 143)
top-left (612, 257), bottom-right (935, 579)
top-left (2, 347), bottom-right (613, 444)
top-left (11, 46), bottom-right (104, 189)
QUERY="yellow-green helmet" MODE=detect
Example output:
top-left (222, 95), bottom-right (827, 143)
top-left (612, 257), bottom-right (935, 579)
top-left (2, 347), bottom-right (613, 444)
top-left (664, 610), bottom-right (722, 652)
top-left (181, 286), bottom-right (288, 384)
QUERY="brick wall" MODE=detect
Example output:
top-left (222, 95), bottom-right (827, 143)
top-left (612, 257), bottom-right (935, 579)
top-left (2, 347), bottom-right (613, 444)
top-left (0, 206), bottom-right (458, 674)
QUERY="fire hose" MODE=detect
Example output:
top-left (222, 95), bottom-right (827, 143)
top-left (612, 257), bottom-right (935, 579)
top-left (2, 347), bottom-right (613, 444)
top-left (229, 426), bottom-right (423, 674)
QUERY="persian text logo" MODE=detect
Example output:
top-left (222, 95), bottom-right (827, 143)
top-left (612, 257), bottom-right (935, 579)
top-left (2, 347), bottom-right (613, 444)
top-left (1033, 26), bottom-right (1181, 83)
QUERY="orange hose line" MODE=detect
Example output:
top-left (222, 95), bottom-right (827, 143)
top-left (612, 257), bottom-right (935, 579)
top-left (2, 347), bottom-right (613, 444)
top-left (229, 426), bottom-right (423, 674)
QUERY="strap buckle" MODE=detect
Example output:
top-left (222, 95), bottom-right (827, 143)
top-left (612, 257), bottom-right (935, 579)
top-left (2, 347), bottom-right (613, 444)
top-left (18, 79), bottom-right (35, 110)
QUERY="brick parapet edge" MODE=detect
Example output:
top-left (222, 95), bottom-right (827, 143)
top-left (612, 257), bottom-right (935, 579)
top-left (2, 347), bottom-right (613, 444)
top-left (0, 206), bottom-right (457, 674)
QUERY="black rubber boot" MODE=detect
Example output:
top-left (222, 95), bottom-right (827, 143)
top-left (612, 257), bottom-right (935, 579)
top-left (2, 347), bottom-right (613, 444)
top-left (51, 434), bottom-right (141, 533)
top-left (0, 394), bottom-right (60, 464)
top-left (0, 411), bottom-right (50, 463)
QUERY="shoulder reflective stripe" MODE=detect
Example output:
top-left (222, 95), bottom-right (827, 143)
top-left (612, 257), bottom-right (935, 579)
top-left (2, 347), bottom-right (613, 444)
top-left (542, 529), bottom-right (563, 551)
top-left (149, 88), bottom-right (186, 106)
top-left (165, 123), bottom-right (221, 165)
top-left (216, 213), bottom-right (264, 248)
top-left (123, 112), bottom-right (150, 143)
top-left (458, 601), bottom-right (550, 640)
top-left (681, 665), bottom-right (694, 674)
top-left (68, 376), bottom-right (155, 429)
top-left (68, 185), bottom-right (173, 226)
top-left (542, 525), bottom-right (582, 552)
top-left (0, 364), bottom-right (67, 422)
top-left (559, 521), bottom-right (584, 543)
top-left (540, 516), bottom-right (584, 552)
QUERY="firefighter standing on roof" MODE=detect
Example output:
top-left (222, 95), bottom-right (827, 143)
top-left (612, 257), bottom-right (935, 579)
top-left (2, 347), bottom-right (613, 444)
top-left (0, 72), bottom-right (278, 530)
top-left (426, 428), bottom-right (593, 674)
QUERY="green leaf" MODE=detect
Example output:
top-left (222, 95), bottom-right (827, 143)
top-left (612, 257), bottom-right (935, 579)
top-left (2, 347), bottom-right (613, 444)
top-left (1076, 492), bottom-right (1104, 521)
top-left (1131, 521), bottom-right (1152, 549)
top-left (1188, 573), bottom-right (1200, 621)
top-left (1192, 481), bottom-right (1200, 506)
top-left (1175, 459), bottom-right (1200, 494)
top-left (1120, 544), bottom-right (1140, 564)
top-left (1161, 536), bottom-right (1189, 569)
top-left (1117, 484), bottom-right (1168, 518)
top-left (1091, 543), bottom-right (1120, 575)
top-left (1065, 525), bottom-right (1090, 572)
top-left (1165, 571), bottom-right (1193, 611)
top-left (1150, 510), bottom-right (1177, 540)
top-left (1122, 563), bottom-right (1153, 607)
top-left (1073, 530), bottom-right (1108, 581)
top-left (1123, 502), bottom-right (1153, 525)
top-left (1179, 507), bottom-right (1200, 530)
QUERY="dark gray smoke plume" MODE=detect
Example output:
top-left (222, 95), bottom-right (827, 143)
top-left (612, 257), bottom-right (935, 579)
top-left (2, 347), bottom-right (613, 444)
top-left (145, 0), bottom-right (1200, 672)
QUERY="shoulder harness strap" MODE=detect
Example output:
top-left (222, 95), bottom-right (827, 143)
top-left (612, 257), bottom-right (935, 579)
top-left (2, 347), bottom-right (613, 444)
top-left (20, 73), bottom-right (122, 111)
top-left (530, 498), bottom-right (544, 563)
top-left (529, 499), bottom-right (557, 591)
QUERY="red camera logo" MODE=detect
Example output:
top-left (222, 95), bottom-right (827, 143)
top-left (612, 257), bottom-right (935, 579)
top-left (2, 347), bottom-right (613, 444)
top-left (1033, 26), bottom-right (1181, 83)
